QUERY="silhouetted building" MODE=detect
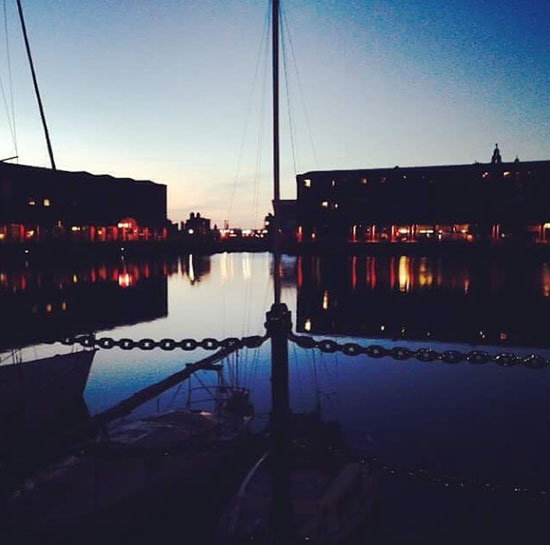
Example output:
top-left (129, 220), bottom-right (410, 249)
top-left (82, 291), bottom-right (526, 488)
top-left (296, 152), bottom-right (550, 243)
top-left (0, 162), bottom-right (168, 243)
top-left (184, 212), bottom-right (211, 236)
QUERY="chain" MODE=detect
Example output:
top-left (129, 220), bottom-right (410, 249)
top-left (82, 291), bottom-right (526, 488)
top-left (361, 456), bottom-right (550, 502)
top-left (289, 333), bottom-right (550, 369)
top-left (58, 334), bottom-right (268, 351)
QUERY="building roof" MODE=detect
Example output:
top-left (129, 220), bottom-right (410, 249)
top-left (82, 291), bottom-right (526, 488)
top-left (0, 161), bottom-right (165, 188)
top-left (298, 160), bottom-right (550, 178)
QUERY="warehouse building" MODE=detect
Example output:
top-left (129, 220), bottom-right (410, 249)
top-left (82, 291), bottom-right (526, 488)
top-left (0, 162), bottom-right (168, 244)
top-left (296, 147), bottom-right (550, 244)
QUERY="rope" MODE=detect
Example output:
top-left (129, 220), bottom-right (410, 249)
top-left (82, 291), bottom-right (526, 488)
top-left (226, 2), bottom-right (270, 226)
top-left (2, 0), bottom-right (16, 158)
top-left (280, 2), bottom-right (319, 169)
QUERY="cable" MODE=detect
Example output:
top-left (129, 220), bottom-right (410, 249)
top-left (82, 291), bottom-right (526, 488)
top-left (3, 0), bottom-right (16, 158)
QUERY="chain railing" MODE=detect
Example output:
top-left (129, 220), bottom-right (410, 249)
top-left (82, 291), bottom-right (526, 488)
top-left (289, 333), bottom-right (550, 369)
top-left (58, 334), bottom-right (267, 352)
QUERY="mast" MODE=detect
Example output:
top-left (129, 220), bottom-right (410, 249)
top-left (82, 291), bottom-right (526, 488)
top-left (267, 1), bottom-right (293, 543)
top-left (272, 0), bottom-right (281, 304)
top-left (16, 0), bottom-right (56, 170)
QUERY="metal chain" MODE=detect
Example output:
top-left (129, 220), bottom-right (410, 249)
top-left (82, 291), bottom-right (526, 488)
top-left (57, 334), bottom-right (268, 351)
top-left (289, 333), bottom-right (550, 369)
top-left (361, 456), bottom-right (550, 502)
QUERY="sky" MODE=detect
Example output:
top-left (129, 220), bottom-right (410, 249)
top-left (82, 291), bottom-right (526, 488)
top-left (0, 0), bottom-right (548, 227)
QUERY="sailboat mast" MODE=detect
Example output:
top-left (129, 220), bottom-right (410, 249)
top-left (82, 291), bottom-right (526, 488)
top-left (16, 0), bottom-right (56, 170)
top-left (272, 0), bottom-right (281, 304)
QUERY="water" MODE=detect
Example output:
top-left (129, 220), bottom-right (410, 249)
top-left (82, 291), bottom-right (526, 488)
top-left (2, 252), bottom-right (550, 542)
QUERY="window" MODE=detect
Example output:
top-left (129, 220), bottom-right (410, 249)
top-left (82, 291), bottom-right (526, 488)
top-left (331, 179), bottom-right (336, 187)
top-left (28, 198), bottom-right (36, 206)
top-left (361, 177), bottom-right (368, 185)
top-left (321, 201), bottom-right (329, 208)
top-left (43, 198), bottom-right (51, 207)
top-left (304, 179), bottom-right (311, 188)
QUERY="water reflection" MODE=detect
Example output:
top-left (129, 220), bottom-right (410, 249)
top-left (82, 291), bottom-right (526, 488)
top-left (0, 255), bottom-right (212, 350)
top-left (296, 255), bottom-right (550, 346)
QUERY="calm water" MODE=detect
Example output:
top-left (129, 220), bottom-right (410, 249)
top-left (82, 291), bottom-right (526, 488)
top-left (2, 252), bottom-right (550, 542)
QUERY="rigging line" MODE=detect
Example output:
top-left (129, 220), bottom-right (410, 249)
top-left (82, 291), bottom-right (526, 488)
top-left (281, 4), bottom-right (319, 169)
top-left (227, 2), bottom-right (270, 225)
top-left (250, 42), bottom-right (269, 231)
top-left (0, 71), bottom-right (15, 151)
top-left (280, 9), bottom-right (298, 176)
top-left (3, 0), bottom-right (16, 157)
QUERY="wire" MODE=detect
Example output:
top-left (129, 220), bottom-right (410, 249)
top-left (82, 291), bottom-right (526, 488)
top-left (3, 0), bottom-right (16, 159)
top-left (226, 2), bottom-right (271, 226)
top-left (281, 3), bottom-right (319, 169)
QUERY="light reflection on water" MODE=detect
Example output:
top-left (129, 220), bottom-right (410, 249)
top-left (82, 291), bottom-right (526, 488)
top-left (2, 253), bottom-right (550, 494)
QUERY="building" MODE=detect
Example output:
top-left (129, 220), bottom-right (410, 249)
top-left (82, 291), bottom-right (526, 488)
top-left (0, 162), bottom-right (168, 243)
top-left (183, 212), bottom-right (211, 236)
top-left (296, 148), bottom-right (550, 244)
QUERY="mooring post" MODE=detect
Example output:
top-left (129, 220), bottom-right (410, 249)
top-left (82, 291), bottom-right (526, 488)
top-left (265, 301), bottom-right (293, 543)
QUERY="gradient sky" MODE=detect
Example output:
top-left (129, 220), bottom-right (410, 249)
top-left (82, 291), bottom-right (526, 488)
top-left (0, 0), bottom-right (548, 227)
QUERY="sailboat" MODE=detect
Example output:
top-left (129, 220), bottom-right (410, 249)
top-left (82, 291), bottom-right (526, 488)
top-left (217, 2), bottom-right (378, 543)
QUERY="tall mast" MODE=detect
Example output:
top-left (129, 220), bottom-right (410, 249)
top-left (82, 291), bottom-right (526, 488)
top-left (272, 0), bottom-right (281, 304)
top-left (16, 0), bottom-right (56, 170)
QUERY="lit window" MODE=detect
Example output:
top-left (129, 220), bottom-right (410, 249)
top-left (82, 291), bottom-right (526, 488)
top-left (482, 171), bottom-right (490, 179)
top-left (361, 177), bottom-right (368, 184)
top-left (331, 179), bottom-right (336, 187)
top-left (503, 171), bottom-right (511, 179)
top-left (71, 226), bottom-right (81, 232)
top-left (321, 201), bottom-right (329, 208)
top-left (43, 198), bottom-right (51, 207)
top-left (304, 318), bottom-right (312, 332)
top-left (28, 199), bottom-right (36, 206)
top-left (304, 179), bottom-right (311, 188)
top-left (333, 203), bottom-right (339, 209)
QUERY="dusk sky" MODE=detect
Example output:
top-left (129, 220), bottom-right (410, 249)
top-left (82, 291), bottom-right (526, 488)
top-left (0, 0), bottom-right (548, 227)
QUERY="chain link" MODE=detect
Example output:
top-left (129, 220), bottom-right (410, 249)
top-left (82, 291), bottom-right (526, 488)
top-left (59, 334), bottom-right (267, 351)
top-left (361, 456), bottom-right (550, 502)
top-left (289, 333), bottom-right (550, 369)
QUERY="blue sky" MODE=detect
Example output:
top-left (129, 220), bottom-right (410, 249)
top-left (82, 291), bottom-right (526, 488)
top-left (0, 0), bottom-right (548, 227)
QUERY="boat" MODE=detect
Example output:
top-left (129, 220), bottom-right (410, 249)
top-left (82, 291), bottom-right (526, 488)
top-left (0, 349), bottom-right (96, 432)
top-left (2, 384), bottom-right (254, 537)
top-left (217, 413), bottom-right (378, 544)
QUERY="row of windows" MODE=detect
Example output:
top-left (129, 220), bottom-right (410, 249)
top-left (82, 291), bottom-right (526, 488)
top-left (302, 170), bottom-right (529, 188)
top-left (28, 197), bottom-right (51, 207)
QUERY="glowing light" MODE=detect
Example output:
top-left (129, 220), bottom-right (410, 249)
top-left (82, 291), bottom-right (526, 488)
top-left (466, 234), bottom-right (474, 242)
top-left (500, 332), bottom-right (508, 341)
top-left (189, 254), bottom-right (195, 283)
top-left (242, 253), bottom-right (251, 280)
top-left (361, 177), bottom-right (368, 184)
top-left (61, 301), bottom-right (67, 311)
top-left (45, 303), bottom-right (52, 313)
top-left (72, 274), bottom-right (78, 283)
top-left (321, 201), bottom-right (329, 208)
top-left (503, 171), bottom-right (511, 178)
top-left (0, 233), bottom-right (5, 240)
top-left (304, 179), bottom-right (311, 187)
top-left (118, 273), bottom-right (132, 288)
top-left (380, 325), bottom-right (385, 331)
top-left (71, 226), bottom-right (80, 232)
top-left (28, 199), bottom-right (36, 206)
top-left (43, 198), bottom-right (50, 207)
top-left (482, 171), bottom-right (490, 179)
top-left (304, 318), bottom-right (312, 332)
top-left (322, 290), bottom-right (329, 310)
top-left (398, 256), bottom-right (411, 293)
top-left (187, 228), bottom-right (194, 234)
top-left (25, 230), bottom-right (35, 238)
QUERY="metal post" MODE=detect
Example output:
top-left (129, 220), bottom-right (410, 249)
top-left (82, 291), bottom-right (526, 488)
top-left (272, 0), bottom-right (281, 305)
top-left (266, 301), bottom-right (293, 544)
top-left (16, 0), bottom-right (56, 170)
